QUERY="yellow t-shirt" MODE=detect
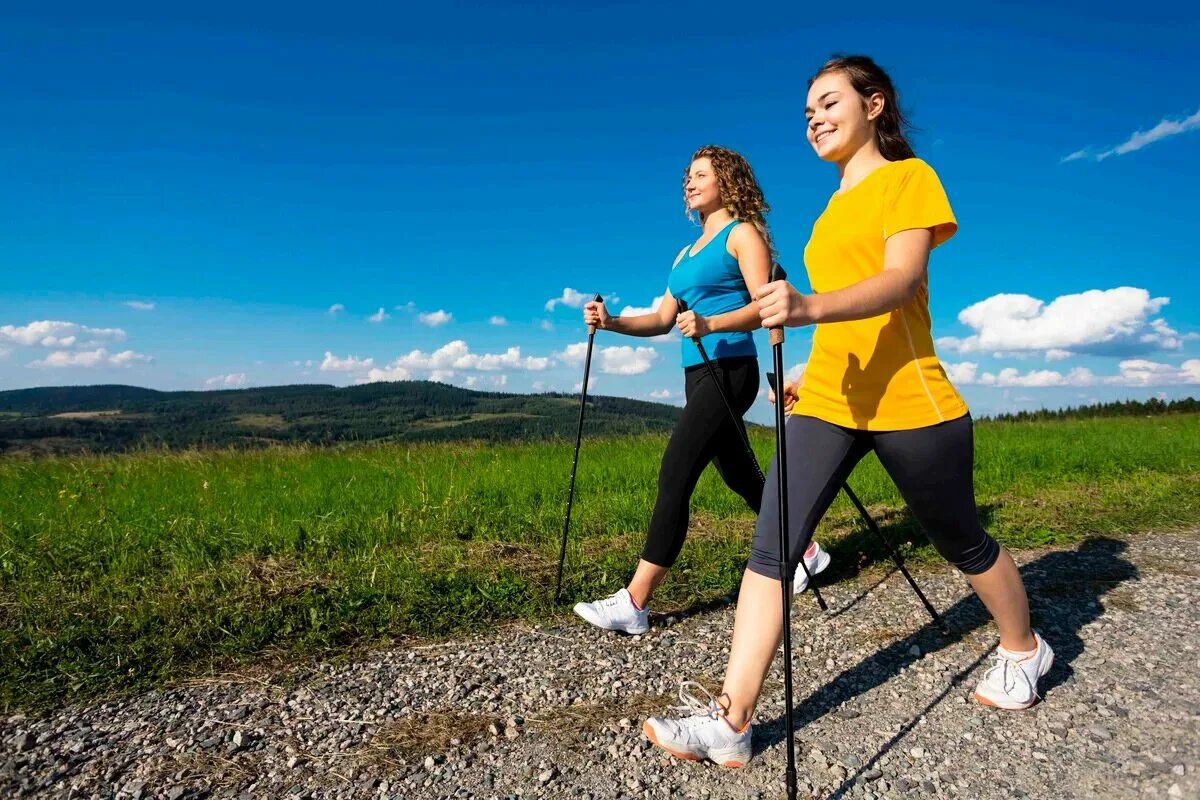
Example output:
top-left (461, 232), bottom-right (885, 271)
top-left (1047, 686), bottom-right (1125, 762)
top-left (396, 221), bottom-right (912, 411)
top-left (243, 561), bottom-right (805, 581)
top-left (794, 158), bottom-right (969, 431)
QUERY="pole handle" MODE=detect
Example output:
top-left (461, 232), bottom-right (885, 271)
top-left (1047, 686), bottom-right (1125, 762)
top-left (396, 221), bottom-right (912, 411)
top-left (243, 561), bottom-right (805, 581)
top-left (767, 262), bottom-right (788, 345)
top-left (586, 293), bottom-right (604, 335)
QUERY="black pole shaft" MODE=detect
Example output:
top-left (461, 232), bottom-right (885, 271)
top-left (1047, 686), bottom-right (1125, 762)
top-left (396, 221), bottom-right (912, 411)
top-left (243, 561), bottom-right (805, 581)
top-left (554, 296), bottom-right (602, 602)
top-left (840, 483), bottom-right (946, 632)
top-left (758, 260), bottom-right (943, 629)
top-left (680, 308), bottom-right (827, 611)
top-left (771, 337), bottom-right (798, 800)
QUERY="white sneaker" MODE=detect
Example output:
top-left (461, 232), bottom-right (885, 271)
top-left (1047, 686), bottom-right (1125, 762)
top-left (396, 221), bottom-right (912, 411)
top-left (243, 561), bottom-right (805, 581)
top-left (973, 632), bottom-right (1055, 709)
top-left (792, 540), bottom-right (832, 593)
top-left (642, 681), bottom-right (752, 768)
top-left (572, 588), bottom-right (649, 635)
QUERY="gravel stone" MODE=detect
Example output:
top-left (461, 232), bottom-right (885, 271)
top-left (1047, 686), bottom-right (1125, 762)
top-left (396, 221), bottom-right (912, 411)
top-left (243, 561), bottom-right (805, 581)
top-left (2, 531), bottom-right (1198, 799)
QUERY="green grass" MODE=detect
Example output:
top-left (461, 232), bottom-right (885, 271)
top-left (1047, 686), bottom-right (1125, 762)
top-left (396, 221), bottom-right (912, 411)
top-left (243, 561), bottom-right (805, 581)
top-left (1, 413), bottom-right (1198, 711)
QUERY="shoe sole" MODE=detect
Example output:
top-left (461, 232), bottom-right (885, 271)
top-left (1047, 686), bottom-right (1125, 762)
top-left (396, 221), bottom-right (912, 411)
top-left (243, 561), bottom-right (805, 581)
top-left (973, 648), bottom-right (1055, 710)
top-left (641, 721), bottom-right (746, 768)
top-left (572, 606), bottom-right (648, 636)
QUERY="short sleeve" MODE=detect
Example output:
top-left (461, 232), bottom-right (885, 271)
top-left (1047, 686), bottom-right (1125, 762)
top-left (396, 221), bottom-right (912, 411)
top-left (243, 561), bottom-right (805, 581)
top-left (883, 160), bottom-right (957, 248)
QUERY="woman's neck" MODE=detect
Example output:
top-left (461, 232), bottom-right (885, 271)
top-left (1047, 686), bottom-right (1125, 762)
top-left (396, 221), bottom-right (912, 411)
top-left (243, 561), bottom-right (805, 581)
top-left (836, 143), bottom-right (891, 194)
top-left (699, 208), bottom-right (734, 234)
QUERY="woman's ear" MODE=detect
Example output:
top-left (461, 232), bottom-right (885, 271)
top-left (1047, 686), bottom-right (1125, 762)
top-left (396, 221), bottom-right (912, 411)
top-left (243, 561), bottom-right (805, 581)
top-left (866, 91), bottom-right (886, 122)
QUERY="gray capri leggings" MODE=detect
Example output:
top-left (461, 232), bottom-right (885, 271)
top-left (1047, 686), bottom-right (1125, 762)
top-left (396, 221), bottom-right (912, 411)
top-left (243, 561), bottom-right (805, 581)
top-left (747, 413), bottom-right (1000, 581)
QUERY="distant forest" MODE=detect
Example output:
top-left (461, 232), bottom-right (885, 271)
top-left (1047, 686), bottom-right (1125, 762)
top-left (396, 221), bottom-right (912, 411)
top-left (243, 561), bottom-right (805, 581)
top-left (986, 397), bottom-right (1199, 422)
top-left (0, 382), bottom-right (1194, 456)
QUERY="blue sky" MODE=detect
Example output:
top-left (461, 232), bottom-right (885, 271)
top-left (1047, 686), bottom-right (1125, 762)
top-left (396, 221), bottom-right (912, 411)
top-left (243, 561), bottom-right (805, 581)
top-left (2, 2), bottom-right (1198, 422)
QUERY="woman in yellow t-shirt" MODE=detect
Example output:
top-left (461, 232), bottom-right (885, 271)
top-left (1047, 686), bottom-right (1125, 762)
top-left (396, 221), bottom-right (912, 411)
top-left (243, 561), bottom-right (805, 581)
top-left (641, 55), bottom-right (1055, 767)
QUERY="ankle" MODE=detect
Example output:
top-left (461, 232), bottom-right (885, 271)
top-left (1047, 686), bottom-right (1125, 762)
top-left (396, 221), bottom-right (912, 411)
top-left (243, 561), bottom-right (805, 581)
top-left (626, 589), bottom-right (647, 611)
top-left (999, 632), bottom-right (1038, 655)
top-left (717, 693), bottom-right (751, 731)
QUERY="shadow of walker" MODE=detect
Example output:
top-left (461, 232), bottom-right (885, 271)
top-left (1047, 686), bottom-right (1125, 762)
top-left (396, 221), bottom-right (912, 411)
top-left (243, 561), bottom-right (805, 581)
top-left (753, 537), bottom-right (1138, 796)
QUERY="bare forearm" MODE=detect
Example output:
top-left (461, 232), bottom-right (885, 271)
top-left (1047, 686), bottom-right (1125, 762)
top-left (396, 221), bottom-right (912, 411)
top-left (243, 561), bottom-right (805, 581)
top-left (607, 313), bottom-right (672, 337)
top-left (706, 303), bottom-right (763, 334)
top-left (811, 270), bottom-right (919, 324)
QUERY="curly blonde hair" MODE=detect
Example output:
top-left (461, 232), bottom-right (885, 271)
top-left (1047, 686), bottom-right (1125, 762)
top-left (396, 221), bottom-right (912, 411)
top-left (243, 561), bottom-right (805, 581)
top-left (683, 145), bottom-right (775, 255)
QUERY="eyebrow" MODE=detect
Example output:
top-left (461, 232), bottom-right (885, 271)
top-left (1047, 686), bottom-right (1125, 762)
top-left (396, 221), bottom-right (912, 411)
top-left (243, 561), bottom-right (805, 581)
top-left (804, 90), bottom-right (840, 114)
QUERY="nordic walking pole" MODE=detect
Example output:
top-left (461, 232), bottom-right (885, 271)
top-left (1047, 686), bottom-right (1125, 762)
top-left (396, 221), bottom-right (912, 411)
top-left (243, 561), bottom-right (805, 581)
top-left (765, 263), bottom-right (799, 800)
top-left (675, 298), bottom-right (827, 612)
top-left (758, 267), bottom-right (945, 631)
top-left (840, 484), bottom-right (947, 633)
top-left (554, 293), bottom-right (603, 602)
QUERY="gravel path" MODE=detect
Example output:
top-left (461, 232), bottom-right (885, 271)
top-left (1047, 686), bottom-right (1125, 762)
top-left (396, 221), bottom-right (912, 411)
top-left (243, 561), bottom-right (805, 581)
top-left (4, 530), bottom-right (1198, 800)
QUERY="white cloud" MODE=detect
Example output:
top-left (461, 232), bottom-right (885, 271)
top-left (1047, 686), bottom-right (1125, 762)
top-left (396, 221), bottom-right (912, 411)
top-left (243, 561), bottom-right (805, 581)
top-left (1063, 108), bottom-right (1200, 162)
top-left (489, 316), bottom-right (508, 326)
top-left (394, 301), bottom-right (417, 312)
top-left (368, 307), bottom-right (390, 323)
top-left (540, 320), bottom-right (554, 332)
top-left (573, 377), bottom-right (597, 392)
top-left (559, 342), bottom-right (658, 375)
top-left (620, 297), bottom-right (664, 317)
top-left (948, 358), bottom-right (1200, 388)
top-left (360, 340), bottom-right (552, 384)
top-left (362, 365), bottom-right (412, 383)
top-left (0, 347), bottom-right (10, 359)
top-left (205, 373), bottom-right (247, 389)
top-left (937, 288), bottom-right (1183, 358)
top-left (1, 321), bottom-right (126, 348)
top-left (124, 301), bottom-right (155, 311)
top-left (649, 389), bottom-right (672, 399)
top-left (328, 303), bottom-right (345, 316)
top-left (1109, 358), bottom-right (1200, 386)
top-left (546, 288), bottom-right (593, 312)
top-left (28, 348), bottom-right (151, 368)
top-left (109, 350), bottom-right (152, 366)
top-left (320, 351), bottom-right (375, 372)
top-left (418, 309), bottom-right (452, 327)
top-left (943, 361), bottom-right (978, 385)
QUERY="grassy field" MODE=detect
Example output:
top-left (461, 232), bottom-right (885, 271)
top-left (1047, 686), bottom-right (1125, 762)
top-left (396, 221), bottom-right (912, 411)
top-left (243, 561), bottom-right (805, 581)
top-left (2, 413), bottom-right (1198, 711)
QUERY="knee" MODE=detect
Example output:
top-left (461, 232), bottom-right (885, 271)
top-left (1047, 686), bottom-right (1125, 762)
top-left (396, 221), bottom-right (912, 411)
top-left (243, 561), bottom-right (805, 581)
top-left (948, 533), bottom-right (1001, 575)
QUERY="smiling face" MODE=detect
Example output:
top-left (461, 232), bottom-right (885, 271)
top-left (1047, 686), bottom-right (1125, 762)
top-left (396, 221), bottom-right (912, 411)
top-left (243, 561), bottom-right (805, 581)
top-left (684, 157), bottom-right (722, 214)
top-left (805, 70), bottom-right (883, 163)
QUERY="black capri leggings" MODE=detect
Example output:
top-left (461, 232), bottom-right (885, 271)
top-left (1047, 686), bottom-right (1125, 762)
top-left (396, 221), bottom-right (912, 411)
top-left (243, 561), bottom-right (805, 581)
top-left (747, 413), bottom-right (1000, 581)
top-left (642, 356), bottom-right (763, 568)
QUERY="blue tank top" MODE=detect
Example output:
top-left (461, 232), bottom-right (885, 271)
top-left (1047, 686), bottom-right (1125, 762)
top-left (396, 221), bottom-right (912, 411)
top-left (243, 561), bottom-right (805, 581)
top-left (666, 219), bottom-right (758, 368)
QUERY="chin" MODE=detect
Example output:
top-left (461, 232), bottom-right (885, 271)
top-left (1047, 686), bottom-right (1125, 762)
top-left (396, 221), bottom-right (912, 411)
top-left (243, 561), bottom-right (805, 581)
top-left (814, 145), bottom-right (842, 162)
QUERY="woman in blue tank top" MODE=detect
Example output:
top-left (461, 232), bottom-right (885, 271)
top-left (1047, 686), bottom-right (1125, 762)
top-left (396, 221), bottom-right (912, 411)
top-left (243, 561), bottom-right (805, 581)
top-left (572, 146), bottom-right (831, 635)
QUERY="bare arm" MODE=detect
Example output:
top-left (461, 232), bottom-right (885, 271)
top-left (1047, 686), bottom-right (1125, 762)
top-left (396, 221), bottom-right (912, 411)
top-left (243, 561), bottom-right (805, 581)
top-left (755, 228), bottom-right (933, 328)
top-left (594, 289), bottom-right (677, 337)
top-left (583, 247), bottom-right (685, 336)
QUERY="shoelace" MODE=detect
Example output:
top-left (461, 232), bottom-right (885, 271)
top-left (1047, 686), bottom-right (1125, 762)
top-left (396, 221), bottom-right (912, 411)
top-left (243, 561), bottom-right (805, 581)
top-left (669, 681), bottom-right (725, 729)
top-left (985, 651), bottom-right (1039, 701)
